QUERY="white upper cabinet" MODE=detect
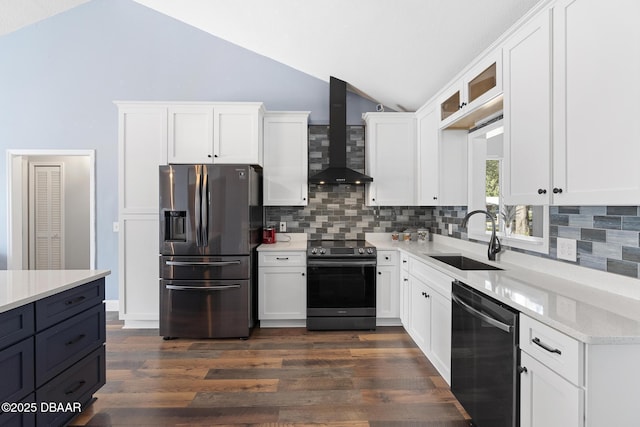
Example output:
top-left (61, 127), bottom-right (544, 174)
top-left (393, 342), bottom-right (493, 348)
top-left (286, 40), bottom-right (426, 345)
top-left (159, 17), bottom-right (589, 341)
top-left (416, 103), bottom-right (468, 206)
top-left (551, 0), bottom-right (640, 204)
top-left (263, 111), bottom-right (310, 206)
top-left (117, 103), bottom-right (168, 214)
top-left (167, 103), bottom-right (264, 165)
top-left (438, 52), bottom-right (503, 129)
top-left (502, 9), bottom-right (552, 205)
top-left (167, 105), bottom-right (214, 164)
top-left (364, 112), bottom-right (417, 206)
top-left (214, 103), bottom-right (264, 165)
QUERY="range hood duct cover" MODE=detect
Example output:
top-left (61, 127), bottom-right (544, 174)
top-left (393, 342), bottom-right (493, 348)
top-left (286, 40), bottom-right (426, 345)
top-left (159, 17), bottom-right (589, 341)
top-left (309, 76), bottom-right (373, 185)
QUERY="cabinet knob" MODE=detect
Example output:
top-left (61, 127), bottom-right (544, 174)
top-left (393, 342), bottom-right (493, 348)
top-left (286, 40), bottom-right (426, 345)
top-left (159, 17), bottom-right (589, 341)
top-left (459, 102), bottom-right (467, 109)
top-left (214, 154), bottom-right (218, 158)
top-left (421, 291), bottom-right (430, 298)
top-left (433, 196), bottom-right (438, 200)
top-left (301, 273), bottom-right (305, 276)
top-left (303, 198), bottom-right (306, 201)
top-left (385, 256), bottom-right (389, 260)
top-left (378, 271), bottom-right (382, 275)
top-left (518, 366), bottom-right (528, 374)
top-left (207, 154), bottom-right (212, 158)
top-left (553, 187), bottom-right (563, 194)
top-left (403, 278), bottom-right (409, 282)
top-left (537, 188), bottom-right (547, 194)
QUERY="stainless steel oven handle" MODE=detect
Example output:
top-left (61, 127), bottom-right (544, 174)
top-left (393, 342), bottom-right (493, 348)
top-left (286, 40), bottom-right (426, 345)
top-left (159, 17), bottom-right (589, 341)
top-left (452, 293), bottom-right (513, 333)
top-left (307, 260), bottom-right (377, 267)
top-left (165, 284), bottom-right (240, 291)
top-left (165, 261), bottom-right (242, 266)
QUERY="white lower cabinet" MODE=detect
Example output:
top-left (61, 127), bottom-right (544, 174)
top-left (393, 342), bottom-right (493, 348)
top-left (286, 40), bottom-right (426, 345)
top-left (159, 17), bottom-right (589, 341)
top-left (376, 251), bottom-right (400, 325)
top-left (258, 251), bottom-right (306, 327)
top-left (399, 252), bottom-right (410, 327)
top-left (520, 313), bottom-right (583, 427)
top-left (520, 351), bottom-right (582, 427)
top-left (406, 254), bottom-right (451, 384)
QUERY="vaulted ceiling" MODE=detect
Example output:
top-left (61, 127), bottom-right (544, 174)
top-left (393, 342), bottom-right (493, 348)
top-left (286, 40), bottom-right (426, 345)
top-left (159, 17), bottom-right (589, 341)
top-left (1, 0), bottom-right (541, 111)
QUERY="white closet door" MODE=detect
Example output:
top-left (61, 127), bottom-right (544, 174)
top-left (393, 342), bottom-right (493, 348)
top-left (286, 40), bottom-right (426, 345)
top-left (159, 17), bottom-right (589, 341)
top-left (30, 164), bottom-right (64, 269)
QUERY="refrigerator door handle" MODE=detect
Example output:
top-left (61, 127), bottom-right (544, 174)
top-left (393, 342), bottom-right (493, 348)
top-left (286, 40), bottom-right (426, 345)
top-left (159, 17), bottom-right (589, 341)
top-left (165, 284), bottom-right (241, 291)
top-left (201, 166), bottom-right (209, 246)
top-left (165, 260), bottom-right (242, 267)
top-left (195, 166), bottom-right (202, 247)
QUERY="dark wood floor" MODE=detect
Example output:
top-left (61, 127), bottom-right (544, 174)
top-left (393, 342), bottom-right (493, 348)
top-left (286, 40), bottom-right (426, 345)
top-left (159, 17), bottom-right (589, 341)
top-left (72, 313), bottom-right (470, 426)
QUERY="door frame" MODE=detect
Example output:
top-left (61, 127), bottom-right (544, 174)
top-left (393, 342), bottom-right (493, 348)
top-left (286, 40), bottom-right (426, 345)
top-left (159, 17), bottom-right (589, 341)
top-left (6, 149), bottom-right (96, 270)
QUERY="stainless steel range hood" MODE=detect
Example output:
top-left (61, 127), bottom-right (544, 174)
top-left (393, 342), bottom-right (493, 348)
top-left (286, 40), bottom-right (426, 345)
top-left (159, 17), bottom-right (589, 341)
top-left (309, 76), bottom-right (373, 185)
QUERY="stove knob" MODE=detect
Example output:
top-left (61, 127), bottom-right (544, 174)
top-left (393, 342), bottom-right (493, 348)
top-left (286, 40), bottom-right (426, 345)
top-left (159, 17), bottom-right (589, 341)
top-left (358, 248), bottom-right (365, 254)
top-left (319, 248), bottom-right (326, 255)
top-left (367, 248), bottom-right (374, 254)
top-left (311, 248), bottom-right (317, 255)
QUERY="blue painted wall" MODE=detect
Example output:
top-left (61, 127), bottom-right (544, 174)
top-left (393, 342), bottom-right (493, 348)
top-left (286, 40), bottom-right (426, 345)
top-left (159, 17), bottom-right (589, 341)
top-left (0, 0), bottom-right (377, 299)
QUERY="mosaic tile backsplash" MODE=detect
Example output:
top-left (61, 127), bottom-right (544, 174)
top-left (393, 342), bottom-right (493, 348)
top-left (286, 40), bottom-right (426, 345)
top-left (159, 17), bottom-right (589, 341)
top-left (265, 125), bottom-right (434, 240)
top-left (433, 205), bottom-right (640, 279)
top-left (265, 125), bottom-right (640, 279)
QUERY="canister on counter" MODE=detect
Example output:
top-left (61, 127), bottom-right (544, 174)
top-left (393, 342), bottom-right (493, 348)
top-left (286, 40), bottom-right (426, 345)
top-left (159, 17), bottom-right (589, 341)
top-left (417, 229), bottom-right (429, 242)
top-left (391, 231), bottom-right (399, 241)
top-left (403, 231), bottom-right (412, 241)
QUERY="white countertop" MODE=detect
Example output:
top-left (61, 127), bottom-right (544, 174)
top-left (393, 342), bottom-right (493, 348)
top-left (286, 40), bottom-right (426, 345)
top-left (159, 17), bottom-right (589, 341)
top-left (0, 270), bottom-right (111, 314)
top-left (257, 233), bottom-right (307, 251)
top-left (368, 234), bottom-right (640, 345)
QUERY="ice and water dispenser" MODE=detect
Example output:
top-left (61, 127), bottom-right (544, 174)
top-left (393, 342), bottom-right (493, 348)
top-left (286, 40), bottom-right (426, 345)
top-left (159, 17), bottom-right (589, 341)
top-left (164, 211), bottom-right (187, 242)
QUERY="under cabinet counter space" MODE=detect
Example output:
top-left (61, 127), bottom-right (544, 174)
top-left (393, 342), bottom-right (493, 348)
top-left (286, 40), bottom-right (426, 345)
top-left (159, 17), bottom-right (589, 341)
top-left (257, 233), bottom-right (307, 252)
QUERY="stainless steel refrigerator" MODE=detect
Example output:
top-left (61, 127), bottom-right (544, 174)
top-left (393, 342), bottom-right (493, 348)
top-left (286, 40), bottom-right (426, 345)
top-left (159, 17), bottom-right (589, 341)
top-left (158, 164), bottom-right (262, 339)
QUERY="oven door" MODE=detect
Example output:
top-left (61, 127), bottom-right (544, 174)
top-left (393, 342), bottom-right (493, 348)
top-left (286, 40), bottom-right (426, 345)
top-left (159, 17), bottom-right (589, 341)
top-left (306, 259), bottom-right (376, 317)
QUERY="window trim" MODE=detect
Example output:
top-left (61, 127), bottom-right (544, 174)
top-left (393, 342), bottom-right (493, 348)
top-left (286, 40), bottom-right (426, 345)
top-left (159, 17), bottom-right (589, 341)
top-left (467, 120), bottom-right (549, 255)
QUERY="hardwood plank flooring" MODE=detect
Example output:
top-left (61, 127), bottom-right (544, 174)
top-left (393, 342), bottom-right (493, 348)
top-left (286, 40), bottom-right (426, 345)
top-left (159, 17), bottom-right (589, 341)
top-left (71, 313), bottom-right (471, 426)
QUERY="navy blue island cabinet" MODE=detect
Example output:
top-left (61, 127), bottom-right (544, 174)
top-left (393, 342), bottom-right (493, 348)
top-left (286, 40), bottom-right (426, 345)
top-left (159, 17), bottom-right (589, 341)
top-left (0, 278), bottom-right (106, 427)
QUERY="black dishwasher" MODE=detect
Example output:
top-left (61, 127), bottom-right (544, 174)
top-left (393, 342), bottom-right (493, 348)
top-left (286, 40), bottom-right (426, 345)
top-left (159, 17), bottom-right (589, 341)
top-left (451, 280), bottom-right (519, 427)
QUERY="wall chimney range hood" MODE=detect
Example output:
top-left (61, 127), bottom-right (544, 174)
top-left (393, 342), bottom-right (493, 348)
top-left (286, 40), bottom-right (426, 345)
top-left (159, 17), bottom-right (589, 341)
top-left (309, 76), bottom-right (373, 185)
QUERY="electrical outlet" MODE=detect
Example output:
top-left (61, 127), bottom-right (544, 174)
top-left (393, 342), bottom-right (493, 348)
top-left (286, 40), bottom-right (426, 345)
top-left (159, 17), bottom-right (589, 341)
top-left (448, 223), bottom-right (453, 236)
top-left (557, 237), bottom-right (577, 262)
top-left (279, 221), bottom-right (287, 232)
top-left (113, 221), bottom-right (120, 232)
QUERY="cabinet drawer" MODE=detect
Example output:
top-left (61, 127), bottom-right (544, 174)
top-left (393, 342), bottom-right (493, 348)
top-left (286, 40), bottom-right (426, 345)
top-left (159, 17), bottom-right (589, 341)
top-left (259, 251), bottom-right (306, 267)
top-left (409, 257), bottom-right (452, 297)
top-left (0, 393), bottom-right (35, 427)
top-left (36, 345), bottom-right (106, 427)
top-left (0, 304), bottom-right (34, 351)
top-left (377, 251), bottom-right (398, 266)
top-left (520, 314), bottom-right (582, 385)
top-left (35, 304), bottom-right (105, 387)
top-left (0, 337), bottom-right (34, 404)
top-left (35, 278), bottom-right (105, 330)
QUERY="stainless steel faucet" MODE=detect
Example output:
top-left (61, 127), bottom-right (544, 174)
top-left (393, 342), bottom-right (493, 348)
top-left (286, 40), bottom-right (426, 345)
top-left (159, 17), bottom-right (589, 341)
top-left (461, 210), bottom-right (502, 261)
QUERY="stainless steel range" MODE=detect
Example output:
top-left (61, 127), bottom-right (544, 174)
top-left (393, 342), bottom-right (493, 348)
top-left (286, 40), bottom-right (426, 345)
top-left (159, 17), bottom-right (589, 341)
top-left (306, 240), bottom-right (377, 330)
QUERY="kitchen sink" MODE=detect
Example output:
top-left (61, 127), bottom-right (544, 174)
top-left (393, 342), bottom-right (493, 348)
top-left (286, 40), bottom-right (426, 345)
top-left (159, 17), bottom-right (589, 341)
top-left (428, 255), bottom-right (503, 271)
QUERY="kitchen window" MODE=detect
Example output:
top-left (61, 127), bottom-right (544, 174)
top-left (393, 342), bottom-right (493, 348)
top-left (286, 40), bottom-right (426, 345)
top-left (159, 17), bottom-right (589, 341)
top-left (467, 119), bottom-right (549, 254)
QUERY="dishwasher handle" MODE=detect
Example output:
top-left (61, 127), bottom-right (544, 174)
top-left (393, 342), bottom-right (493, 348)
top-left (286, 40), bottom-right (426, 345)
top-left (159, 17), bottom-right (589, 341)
top-left (452, 293), bottom-right (513, 333)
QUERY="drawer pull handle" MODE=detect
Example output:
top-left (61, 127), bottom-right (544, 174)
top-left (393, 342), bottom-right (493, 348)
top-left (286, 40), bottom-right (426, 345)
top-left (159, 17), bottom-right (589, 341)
top-left (66, 334), bottom-right (87, 346)
top-left (532, 337), bottom-right (562, 355)
top-left (276, 257), bottom-right (289, 260)
top-left (65, 296), bottom-right (86, 306)
top-left (64, 380), bottom-right (86, 395)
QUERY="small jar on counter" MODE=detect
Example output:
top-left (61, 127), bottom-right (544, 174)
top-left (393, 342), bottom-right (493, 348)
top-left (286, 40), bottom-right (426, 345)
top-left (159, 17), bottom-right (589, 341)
top-left (417, 229), bottom-right (429, 242)
top-left (391, 231), bottom-right (400, 241)
top-left (403, 231), bottom-right (412, 242)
